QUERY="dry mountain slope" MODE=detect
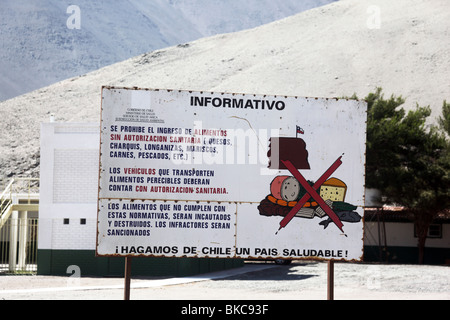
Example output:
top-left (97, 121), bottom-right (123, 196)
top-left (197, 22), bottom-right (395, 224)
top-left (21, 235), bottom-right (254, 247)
top-left (1, 0), bottom-right (450, 184)
top-left (1, 0), bottom-right (334, 101)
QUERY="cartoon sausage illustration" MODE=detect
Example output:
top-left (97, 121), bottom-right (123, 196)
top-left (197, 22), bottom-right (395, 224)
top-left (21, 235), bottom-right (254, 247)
top-left (270, 176), bottom-right (300, 202)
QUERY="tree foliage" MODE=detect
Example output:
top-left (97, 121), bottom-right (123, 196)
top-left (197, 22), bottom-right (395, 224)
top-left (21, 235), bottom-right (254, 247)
top-left (438, 100), bottom-right (450, 136)
top-left (362, 88), bottom-right (450, 263)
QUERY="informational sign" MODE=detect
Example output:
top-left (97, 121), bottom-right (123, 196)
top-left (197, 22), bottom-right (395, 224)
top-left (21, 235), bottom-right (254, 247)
top-left (96, 86), bottom-right (367, 261)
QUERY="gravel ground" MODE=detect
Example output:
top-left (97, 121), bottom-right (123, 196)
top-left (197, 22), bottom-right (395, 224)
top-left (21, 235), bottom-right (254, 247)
top-left (0, 261), bottom-right (448, 301)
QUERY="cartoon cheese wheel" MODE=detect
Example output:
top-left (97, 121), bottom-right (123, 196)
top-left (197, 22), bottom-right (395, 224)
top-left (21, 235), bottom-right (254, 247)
top-left (270, 176), bottom-right (300, 202)
top-left (319, 177), bottom-right (347, 201)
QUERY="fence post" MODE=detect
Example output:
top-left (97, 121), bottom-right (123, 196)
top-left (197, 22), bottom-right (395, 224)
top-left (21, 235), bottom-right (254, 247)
top-left (18, 212), bottom-right (28, 270)
top-left (9, 212), bottom-right (18, 272)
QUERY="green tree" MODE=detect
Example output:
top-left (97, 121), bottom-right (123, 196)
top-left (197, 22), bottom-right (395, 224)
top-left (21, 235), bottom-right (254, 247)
top-left (438, 100), bottom-right (450, 135)
top-left (364, 88), bottom-right (450, 264)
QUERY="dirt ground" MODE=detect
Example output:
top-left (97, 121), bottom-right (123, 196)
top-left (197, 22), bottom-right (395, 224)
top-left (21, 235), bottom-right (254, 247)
top-left (0, 261), bottom-right (448, 300)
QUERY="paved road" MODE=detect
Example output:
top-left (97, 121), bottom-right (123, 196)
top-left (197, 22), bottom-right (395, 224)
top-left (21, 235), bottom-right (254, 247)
top-left (1, 261), bottom-right (449, 301)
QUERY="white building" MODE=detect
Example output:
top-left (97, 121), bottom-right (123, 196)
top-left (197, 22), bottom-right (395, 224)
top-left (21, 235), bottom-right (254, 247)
top-left (364, 207), bottom-right (450, 264)
top-left (38, 122), bottom-right (243, 276)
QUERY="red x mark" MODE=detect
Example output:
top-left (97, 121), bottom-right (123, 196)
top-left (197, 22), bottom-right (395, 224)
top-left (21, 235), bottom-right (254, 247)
top-left (276, 156), bottom-right (345, 234)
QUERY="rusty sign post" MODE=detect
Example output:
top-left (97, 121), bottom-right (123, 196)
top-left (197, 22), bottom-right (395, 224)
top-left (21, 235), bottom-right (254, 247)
top-left (124, 257), bottom-right (132, 300)
top-left (327, 260), bottom-right (335, 300)
top-left (96, 87), bottom-right (367, 299)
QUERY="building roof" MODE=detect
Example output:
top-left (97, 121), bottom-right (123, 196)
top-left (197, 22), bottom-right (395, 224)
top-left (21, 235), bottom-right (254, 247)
top-left (364, 207), bottom-right (450, 223)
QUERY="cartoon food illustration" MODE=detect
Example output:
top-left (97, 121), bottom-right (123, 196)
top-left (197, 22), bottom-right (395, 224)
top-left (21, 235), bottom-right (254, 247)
top-left (319, 210), bottom-right (361, 229)
top-left (259, 176), bottom-right (320, 218)
top-left (320, 177), bottom-right (347, 202)
top-left (260, 129), bottom-right (361, 234)
top-left (270, 176), bottom-right (300, 203)
top-left (258, 176), bottom-right (361, 229)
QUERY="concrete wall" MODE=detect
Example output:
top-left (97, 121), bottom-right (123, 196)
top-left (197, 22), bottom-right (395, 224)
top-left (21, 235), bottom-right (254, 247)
top-left (39, 123), bottom-right (99, 252)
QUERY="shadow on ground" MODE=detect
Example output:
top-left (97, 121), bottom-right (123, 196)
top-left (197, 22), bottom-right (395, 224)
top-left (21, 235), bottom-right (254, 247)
top-left (214, 261), bottom-right (319, 282)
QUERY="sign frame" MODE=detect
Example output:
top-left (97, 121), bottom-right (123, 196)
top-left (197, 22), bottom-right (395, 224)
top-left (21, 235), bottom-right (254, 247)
top-left (96, 86), bottom-right (367, 262)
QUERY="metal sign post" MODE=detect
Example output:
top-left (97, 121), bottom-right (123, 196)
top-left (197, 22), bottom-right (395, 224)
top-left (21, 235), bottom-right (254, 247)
top-left (327, 260), bottom-right (335, 300)
top-left (124, 257), bottom-right (132, 300)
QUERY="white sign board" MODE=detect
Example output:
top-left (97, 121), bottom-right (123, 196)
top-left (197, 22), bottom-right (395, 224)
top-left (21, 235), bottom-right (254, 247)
top-left (97, 87), bottom-right (367, 261)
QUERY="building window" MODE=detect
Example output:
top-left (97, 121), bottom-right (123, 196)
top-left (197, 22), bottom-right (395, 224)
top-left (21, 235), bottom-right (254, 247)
top-left (428, 224), bottom-right (442, 238)
top-left (63, 218), bottom-right (70, 225)
top-left (414, 224), bottom-right (442, 239)
top-left (80, 218), bottom-right (86, 225)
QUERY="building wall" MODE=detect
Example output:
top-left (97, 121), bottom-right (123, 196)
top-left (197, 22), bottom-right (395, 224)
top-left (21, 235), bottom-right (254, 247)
top-left (39, 123), bottom-right (99, 253)
top-left (364, 220), bottom-right (450, 264)
top-left (365, 221), bottom-right (450, 248)
top-left (38, 122), bottom-right (243, 276)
